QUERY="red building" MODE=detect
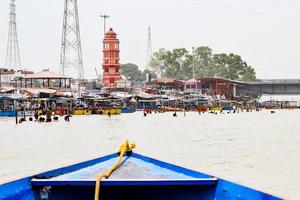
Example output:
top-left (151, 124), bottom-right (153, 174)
top-left (197, 77), bottom-right (245, 99)
top-left (102, 28), bottom-right (121, 87)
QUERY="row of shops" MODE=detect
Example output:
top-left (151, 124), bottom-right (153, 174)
top-left (151, 77), bottom-right (246, 100)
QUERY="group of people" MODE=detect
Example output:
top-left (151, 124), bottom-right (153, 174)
top-left (33, 109), bottom-right (71, 123)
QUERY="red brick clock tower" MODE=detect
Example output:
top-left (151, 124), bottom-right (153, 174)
top-left (102, 28), bottom-right (121, 87)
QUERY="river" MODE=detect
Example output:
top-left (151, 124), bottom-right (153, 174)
top-left (0, 110), bottom-right (299, 199)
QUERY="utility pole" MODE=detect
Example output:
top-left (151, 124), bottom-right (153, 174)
top-left (5, 0), bottom-right (21, 70)
top-left (146, 25), bottom-right (152, 69)
top-left (0, 68), bottom-right (2, 93)
top-left (60, 0), bottom-right (84, 79)
top-left (95, 67), bottom-right (99, 80)
top-left (100, 14), bottom-right (110, 36)
top-left (192, 47), bottom-right (195, 79)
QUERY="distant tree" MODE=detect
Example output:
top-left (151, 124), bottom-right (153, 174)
top-left (212, 53), bottom-right (256, 81)
top-left (211, 53), bottom-right (228, 78)
top-left (142, 69), bottom-right (157, 81)
top-left (193, 46), bottom-right (215, 77)
top-left (240, 66), bottom-right (256, 81)
top-left (150, 46), bottom-right (256, 81)
top-left (149, 48), bottom-right (168, 77)
top-left (150, 48), bottom-right (190, 79)
top-left (121, 63), bottom-right (143, 82)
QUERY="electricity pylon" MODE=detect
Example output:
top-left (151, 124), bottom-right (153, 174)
top-left (60, 0), bottom-right (84, 79)
top-left (146, 25), bottom-right (152, 69)
top-left (5, 0), bottom-right (21, 70)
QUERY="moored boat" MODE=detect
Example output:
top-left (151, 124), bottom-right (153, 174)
top-left (0, 110), bottom-right (16, 117)
top-left (101, 108), bottom-right (121, 115)
top-left (72, 108), bottom-right (93, 115)
top-left (0, 141), bottom-right (283, 200)
top-left (121, 108), bottom-right (136, 113)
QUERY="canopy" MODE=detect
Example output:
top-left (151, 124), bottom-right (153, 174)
top-left (23, 70), bottom-right (70, 79)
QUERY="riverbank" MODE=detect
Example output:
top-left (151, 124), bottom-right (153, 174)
top-left (0, 109), bottom-right (299, 199)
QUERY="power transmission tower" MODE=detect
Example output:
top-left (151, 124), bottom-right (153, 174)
top-left (5, 0), bottom-right (21, 70)
top-left (100, 14), bottom-right (110, 37)
top-left (60, 0), bottom-right (84, 79)
top-left (146, 25), bottom-right (152, 69)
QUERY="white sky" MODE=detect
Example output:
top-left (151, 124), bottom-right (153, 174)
top-left (0, 0), bottom-right (300, 79)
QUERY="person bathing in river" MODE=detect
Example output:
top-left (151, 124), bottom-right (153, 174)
top-left (46, 110), bottom-right (52, 122)
top-left (34, 110), bottom-right (39, 121)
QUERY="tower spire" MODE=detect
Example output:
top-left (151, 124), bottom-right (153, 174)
top-left (102, 28), bottom-right (121, 87)
top-left (60, 0), bottom-right (84, 79)
top-left (146, 25), bottom-right (152, 69)
top-left (5, 0), bottom-right (21, 70)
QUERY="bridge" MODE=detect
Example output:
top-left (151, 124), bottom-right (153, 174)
top-left (235, 79), bottom-right (300, 95)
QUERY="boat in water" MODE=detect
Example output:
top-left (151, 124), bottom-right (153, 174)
top-left (0, 110), bottom-right (16, 117)
top-left (0, 141), bottom-right (283, 200)
top-left (121, 108), bottom-right (136, 113)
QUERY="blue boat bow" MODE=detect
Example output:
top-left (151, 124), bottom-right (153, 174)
top-left (0, 151), bottom-right (284, 200)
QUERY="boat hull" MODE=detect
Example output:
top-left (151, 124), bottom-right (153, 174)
top-left (72, 109), bottom-right (93, 115)
top-left (0, 153), bottom-right (283, 200)
top-left (0, 111), bottom-right (16, 117)
top-left (121, 108), bottom-right (136, 113)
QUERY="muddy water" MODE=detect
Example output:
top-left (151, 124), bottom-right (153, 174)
top-left (0, 110), bottom-right (299, 199)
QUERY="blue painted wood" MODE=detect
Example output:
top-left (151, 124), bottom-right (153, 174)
top-left (222, 106), bottom-right (234, 111)
top-left (137, 104), bottom-right (159, 109)
top-left (34, 153), bottom-right (117, 179)
top-left (31, 178), bottom-right (218, 186)
top-left (0, 152), bottom-right (284, 200)
top-left (121, 108), bottom-right (136, 113)
top-left (0, 178), bottom-right (35, 200)
top-left (215, 179), bottom-right (282, 200)
top-left (0, 110), bottom-right (16, 117)
top-left (33, 185), bottom-right (216, 200)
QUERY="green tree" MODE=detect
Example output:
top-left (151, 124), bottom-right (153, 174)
top-left (212, 53), bottom-right (256, 81)
top-left (150, 48), bottom-right (191, 79)
top-left (164, 48), bottom-right (189, 79)
top-left (211, 53), bottom-right (228, 78)
top-left (193, 46), bottom-right (214, 77)
top-left (240, 66), bottom-right (256, 81)
top-left (121, 63), bottom-right (143, 82)
top-left (142, 69), bottom-right (157, 81)
top-left (149, 48), bottom-right (168, 77)
top-left (150, 46), bottom-right (256, 81)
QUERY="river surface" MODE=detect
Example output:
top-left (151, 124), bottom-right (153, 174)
top-left (0, 110), bottom-right (299, 199)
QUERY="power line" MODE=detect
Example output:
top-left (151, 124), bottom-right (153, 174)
top-left (180, 0), bottom-right (300, 23)
top-left (251, 0), bottom-right (300, 10)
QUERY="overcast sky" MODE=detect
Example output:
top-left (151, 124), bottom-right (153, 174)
top-left (0, 0), bottom-right (300, 79)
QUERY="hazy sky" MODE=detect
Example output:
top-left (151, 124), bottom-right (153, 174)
top-left (0, 0), bottom-right (300, 79)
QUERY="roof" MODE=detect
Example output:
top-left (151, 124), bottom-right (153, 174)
top-left (23, 70), bottom-right (70, 79)
top-left (104, 28), bottom-right (118, 39)
top-left (0, 69), bottom-right (15, 75)
top-left (246, 79), bottom-right (300, 85)
top-left (156, 77), bottom-right (184, 84)
top-left (186, 79), bottom-right (198, 83)
top-left (24, 88), bottom-right (57, 95)
top-left (136, 92), bottom-right (154, 99)
top-left (197, 77), bottom-right (247, 84)
top-left (0, 87), bottom-right (15, 93)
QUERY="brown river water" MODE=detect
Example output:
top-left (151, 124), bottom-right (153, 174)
top-left (0, 110), bottom-right (299, 199)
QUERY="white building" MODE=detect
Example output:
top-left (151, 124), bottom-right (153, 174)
top-left (116, 79), bottom-right (132, 88)
top-left (0, 69), bottom-right (15, 86)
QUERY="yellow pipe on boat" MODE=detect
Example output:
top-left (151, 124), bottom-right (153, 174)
top-left (94, 140), bottom-right (136, 200)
